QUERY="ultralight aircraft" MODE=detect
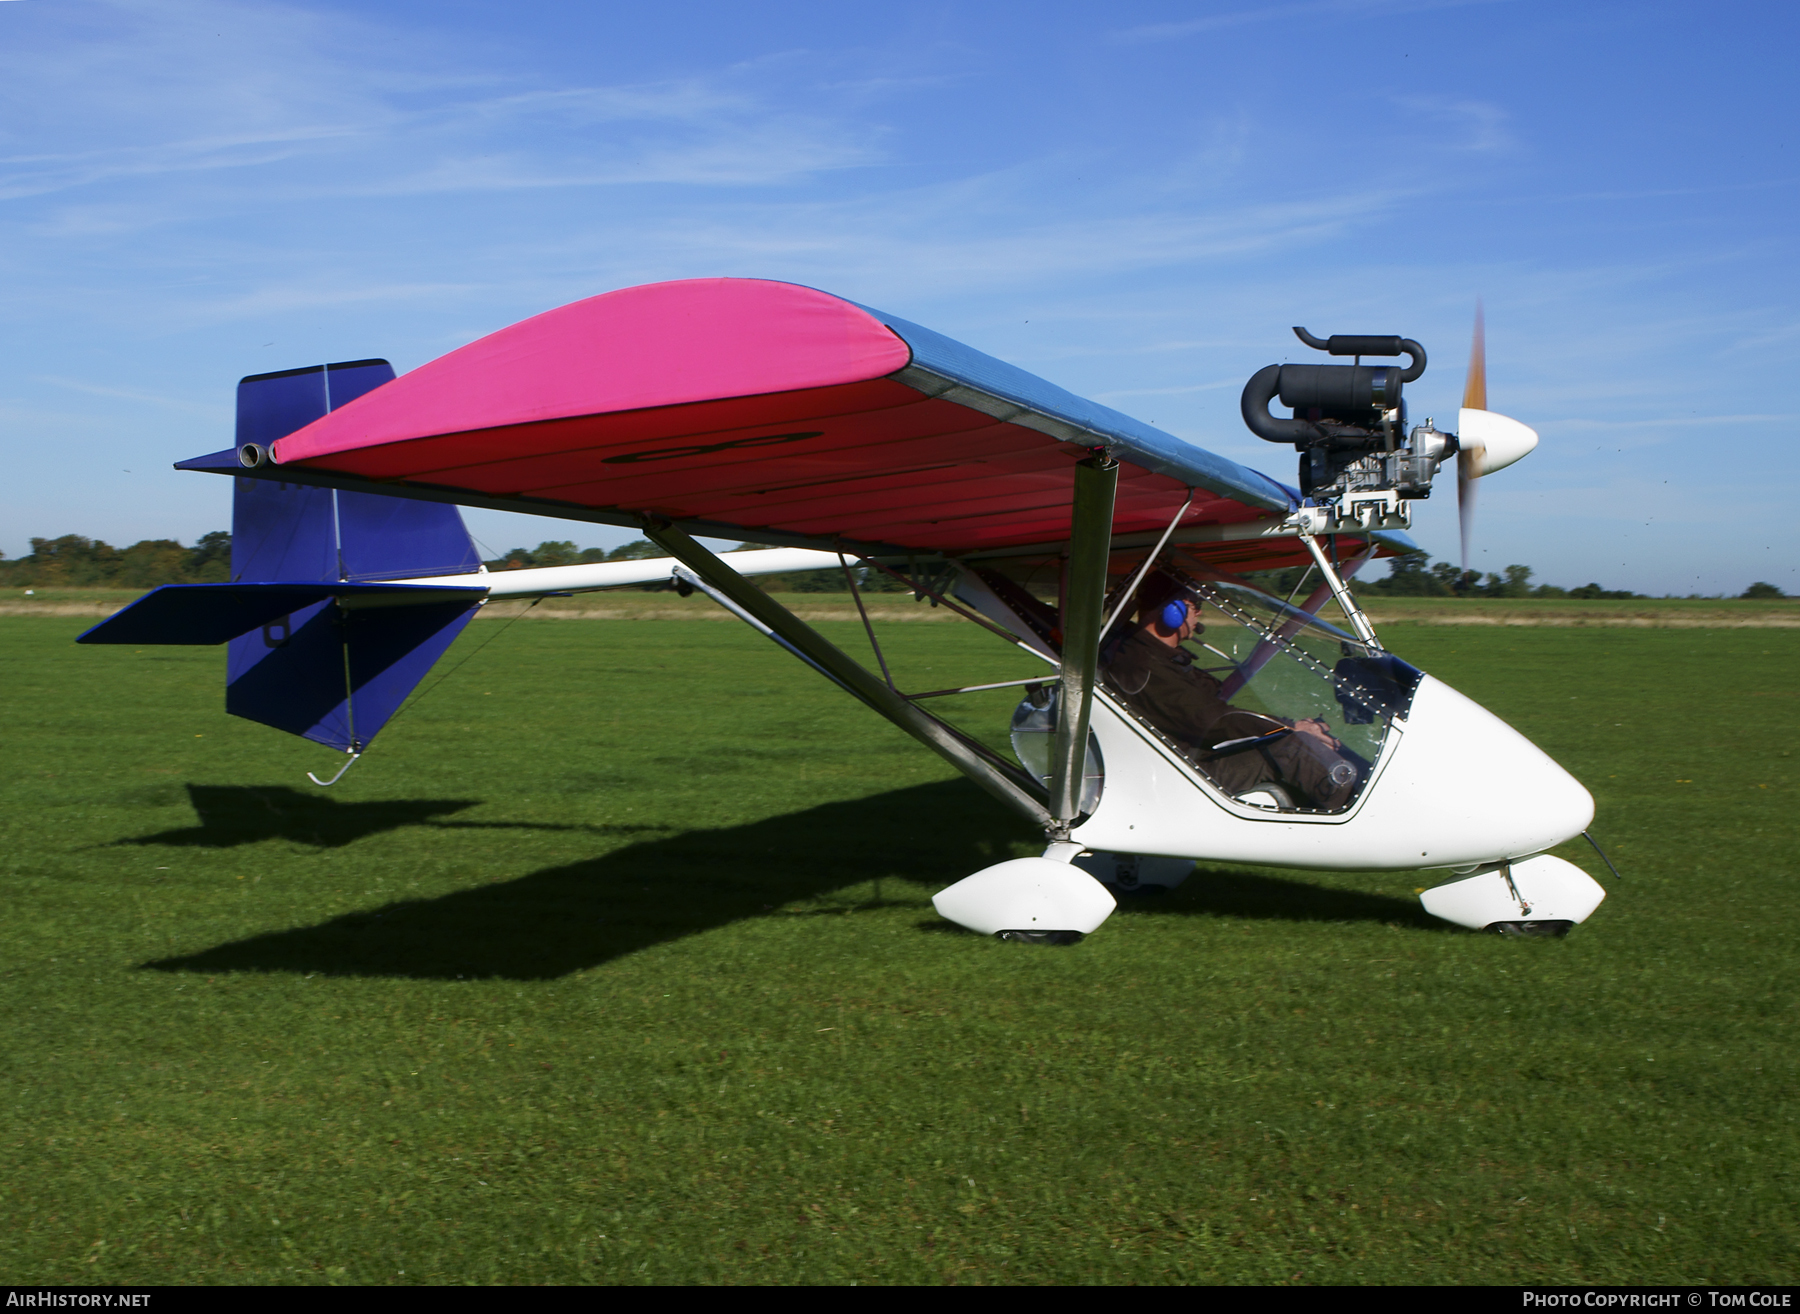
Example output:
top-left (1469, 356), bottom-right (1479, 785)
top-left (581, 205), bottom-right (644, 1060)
top-left (78, 278), bottom-right (1607, 943)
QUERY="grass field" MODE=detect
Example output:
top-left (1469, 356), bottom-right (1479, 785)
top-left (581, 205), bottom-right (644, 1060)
top-left (1, 610), bottom-right (1794, 1284)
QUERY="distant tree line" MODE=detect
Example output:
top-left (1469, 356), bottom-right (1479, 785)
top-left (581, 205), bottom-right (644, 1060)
top-left (483, 539), bottom-right (646, 569)
top-left (2, 532), bottom-right (1787, 601)
top-left (1369, 558), bottom-right (1643, 599)
top-left (0, 533), bottom-right (232, 588)
top-left (1365, 558), bottom-right (1643, 599)
top-left (1245, 558), bottom-right (1788, 601)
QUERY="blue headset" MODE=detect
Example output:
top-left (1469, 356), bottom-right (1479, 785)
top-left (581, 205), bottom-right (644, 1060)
top-left (1161, 599), bottom-right (1189, 630)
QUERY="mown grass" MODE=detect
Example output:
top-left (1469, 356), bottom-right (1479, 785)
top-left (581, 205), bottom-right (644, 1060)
top-left (0, 615), bottom-right (1793, 1285)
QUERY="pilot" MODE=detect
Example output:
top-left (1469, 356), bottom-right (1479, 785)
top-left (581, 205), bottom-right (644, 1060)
top-left (1102, 574), bottom-right (1362, 810)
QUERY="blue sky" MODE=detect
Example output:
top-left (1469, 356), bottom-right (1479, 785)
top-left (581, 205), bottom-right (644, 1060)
top-left (2, 0), bottom-right (1795, 594)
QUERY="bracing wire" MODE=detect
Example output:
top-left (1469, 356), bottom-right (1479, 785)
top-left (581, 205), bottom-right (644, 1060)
top-left (1281, 563), bottom-right (1318, 610)
top-left (382, 597), bottom-right (544, 730)
top-left (305, 596), bottom-right (544, 787)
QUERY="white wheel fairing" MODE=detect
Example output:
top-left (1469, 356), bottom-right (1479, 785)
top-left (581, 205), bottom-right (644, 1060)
top-left (1420, 854), bottom-right (1605, 930)
top-left (1071, 674), bottom-right (1593, 872)
top-left (932, 857), bottom-right (1118, 937)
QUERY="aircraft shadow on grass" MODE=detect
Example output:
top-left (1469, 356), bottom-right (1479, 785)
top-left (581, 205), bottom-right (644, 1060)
top-left (119, 784), bottom-right (653, 850)
top-left (142, 780), bottom-right (1443, 982)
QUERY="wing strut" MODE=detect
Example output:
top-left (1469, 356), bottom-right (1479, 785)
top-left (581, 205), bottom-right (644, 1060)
top-left (640, 520), bottom-right (1054, 829)
top-left (1048, 455), bottom-right (1119, 838)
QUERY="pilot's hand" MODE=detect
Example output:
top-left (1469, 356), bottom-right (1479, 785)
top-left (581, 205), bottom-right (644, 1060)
top-left (1292, 717), bottom-right (1341, 748)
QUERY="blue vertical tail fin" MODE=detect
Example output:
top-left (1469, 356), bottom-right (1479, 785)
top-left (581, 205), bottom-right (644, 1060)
top-left (225, 359), bottom-right (484, 755)
top-left (78, 360), bottom-right (488, 762)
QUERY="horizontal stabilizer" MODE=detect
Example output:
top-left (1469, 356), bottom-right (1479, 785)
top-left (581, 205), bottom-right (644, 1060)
top-left (76, 582), bottom-right (485, 646)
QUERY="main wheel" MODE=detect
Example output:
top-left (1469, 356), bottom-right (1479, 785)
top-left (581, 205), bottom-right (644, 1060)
top-left (1485, 920), bottom-right (1574, 939)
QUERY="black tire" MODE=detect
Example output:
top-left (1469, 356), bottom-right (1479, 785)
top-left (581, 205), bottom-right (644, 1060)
top-left (1485, 920), bottom-right (1574, 939)
top-left (995, 930), bottom-right (1084, 946)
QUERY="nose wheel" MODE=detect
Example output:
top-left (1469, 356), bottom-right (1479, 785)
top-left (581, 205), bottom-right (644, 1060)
top-left (1419, 855), bottom-right (1605, 933)
top-left (996, 930), bottom-right (1085, 946)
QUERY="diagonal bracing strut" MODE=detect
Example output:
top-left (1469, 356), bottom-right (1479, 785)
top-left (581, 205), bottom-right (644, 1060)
top-left (641, 519), bottom-right (1053, 828)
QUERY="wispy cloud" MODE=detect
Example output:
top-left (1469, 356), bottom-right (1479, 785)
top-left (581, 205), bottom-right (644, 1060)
top-left (539, 176), bottom-right (1420, 303)
top-left (1109, 0), bottom-right (1502, 43)
top-left (1546, 413), bottom-right (1798, 430)
top-left (0, 125), bottom-right (372, 201)
top-left (185, 280), bottom-right (488, 324)
top-left (34, 375), bottom-right (223, 414)
top-left (0, 2), bottom-right (878, 211)
top-left (1394, 95), bottom-right (1516, 154)
top-left (357, 124), bottom-right (876, 196)
top-left (1092, 379), bottom-right (1244, 400)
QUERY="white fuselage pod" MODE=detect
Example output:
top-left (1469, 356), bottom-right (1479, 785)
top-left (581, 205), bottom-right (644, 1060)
top-left (1071, 674), bottom-right (1594, 872)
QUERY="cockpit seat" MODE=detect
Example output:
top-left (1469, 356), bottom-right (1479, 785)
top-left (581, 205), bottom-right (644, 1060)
top-left (1234, 782), bottom-right (1297, 810)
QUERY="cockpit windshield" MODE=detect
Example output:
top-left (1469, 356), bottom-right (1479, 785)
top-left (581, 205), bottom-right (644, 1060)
top-left (1098, 561), bottom-right (1420, 813)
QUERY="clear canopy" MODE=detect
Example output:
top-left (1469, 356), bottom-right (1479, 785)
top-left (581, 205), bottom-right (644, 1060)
top-left (1095, 560), bottom-right (1421, 813)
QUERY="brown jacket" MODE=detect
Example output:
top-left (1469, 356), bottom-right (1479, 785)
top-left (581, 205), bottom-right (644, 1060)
top-left (1102, 628), bottom-right (1277, 750)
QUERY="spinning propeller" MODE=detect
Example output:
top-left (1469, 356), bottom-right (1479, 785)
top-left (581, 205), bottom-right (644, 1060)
top-left (1455, 301), bottom-right (1539, 569)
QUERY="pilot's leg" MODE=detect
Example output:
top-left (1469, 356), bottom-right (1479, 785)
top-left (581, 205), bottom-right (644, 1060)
top-left (1198, 744), bottom-right (1281, 798)
top-left (1265, 735), bottom-right (1359, 810)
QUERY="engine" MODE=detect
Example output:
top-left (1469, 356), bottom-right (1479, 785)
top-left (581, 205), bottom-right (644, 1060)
top-left (1240, 327), bottom-right (1458, 514)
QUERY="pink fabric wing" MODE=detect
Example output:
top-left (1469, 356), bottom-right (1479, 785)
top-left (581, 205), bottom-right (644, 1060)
top-left (271, 279), bottom-right (911, 465)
